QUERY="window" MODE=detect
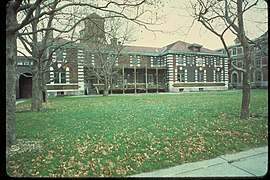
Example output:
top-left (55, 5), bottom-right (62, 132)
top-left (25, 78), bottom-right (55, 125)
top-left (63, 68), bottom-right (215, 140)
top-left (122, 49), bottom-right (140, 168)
top-left (197, 58), bottom-right (203, 66)
top-left (160, 57), bottom-right (166, 66)
top-left (187, 56), bottom-right (193, 65)
top-left (255, 71), bottom-right (262, 81)
top-left (153, 57), bottom-right (159, 66)
top-left (255, 58), bottom-right (262, 67)
top-left (232, 73), bottom-right (237, 83)
top-left (131, 55), bottom-right (140, 66)
top-left (148, 73), bottom-right (155, 84)
top-left (55, 49), bottom-right (63, 61)
top-left (207, 57), bottom-right (212, 66)
top-left (194, 47), bottom-right (200, 52)
top-left (232, 48), bottom-right (237, 55)
top-left (17, 61), bottom-right (23, 65)
top-left (54, 67), bottom-right (66, 83)
top-left (216, 71), bottom-right (221, 82)
top-left (238, 47), bottom-right (243, 54)
top-left (177, 71), bottom-right (185, 82)
top-left (178, 56), bottom-right (183, 65)
top-left (216, 58), bottom-right (221, 66)
top-left (125, 72), bottom-right (133, 83)
top-left (198, 71), bottom-right (204, 82)
top-left (110, 54), bottom-right (118, 65)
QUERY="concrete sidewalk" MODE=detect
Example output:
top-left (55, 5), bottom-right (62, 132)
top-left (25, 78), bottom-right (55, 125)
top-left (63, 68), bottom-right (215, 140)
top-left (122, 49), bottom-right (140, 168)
top-left (129, 146), bottom-right (268, 177)
top-left (16, 99), bottom-right (27, 105)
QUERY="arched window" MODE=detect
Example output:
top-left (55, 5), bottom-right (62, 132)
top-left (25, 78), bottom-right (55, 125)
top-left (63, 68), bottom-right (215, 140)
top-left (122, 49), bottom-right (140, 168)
top-left (198, 71), bottom-right (204, 82)
top-left (232, 73), bottom-right (237, 83)
top-left (255, 71), bottom-right (262, 82)
top-left (216, 71), bottom-right (221, 82)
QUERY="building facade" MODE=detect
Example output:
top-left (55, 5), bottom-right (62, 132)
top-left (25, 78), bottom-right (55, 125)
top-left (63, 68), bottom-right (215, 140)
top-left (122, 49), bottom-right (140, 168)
top-left (16, 13), bottom-right (229, 98)
top-left (16, 56), bottom-right (33, 99)
top-left (43, 40), bottom-right (228, 96)
top-left (217, 31), bottom-right (268, 89)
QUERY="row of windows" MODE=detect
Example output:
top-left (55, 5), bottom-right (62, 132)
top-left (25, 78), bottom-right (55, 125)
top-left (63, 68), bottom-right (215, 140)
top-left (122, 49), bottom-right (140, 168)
top-left (52, 67), bottom-right (263, 84)
top-left (177, 56), bottom-right (222, 66)
top-left (223, 45), bottom-right (263, 56)
top-left (177, 71), bottom-right (222, 82)
top-left (17, 61), bottom-right (33, 66)
top-left (231, 71), bottom-right (263, 83)
top-left (55, 48), bottom-right (224, 68)
top-left (232, 57), bottom-right (263, 68)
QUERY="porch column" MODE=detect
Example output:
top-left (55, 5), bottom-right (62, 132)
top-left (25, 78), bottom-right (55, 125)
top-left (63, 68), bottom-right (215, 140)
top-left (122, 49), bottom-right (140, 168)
top-left (122, 66), bottom-right (125, 94)
top-left (134, 66), bottom-right (137, 94)
top-left (97, 78), bottom-right (100, 95)
top-left (156, 66), bottom-right (159, 93)
top-left (145, 66), bottom-right (148, 93)
top-left (110, 76), bottom-right (113, 94)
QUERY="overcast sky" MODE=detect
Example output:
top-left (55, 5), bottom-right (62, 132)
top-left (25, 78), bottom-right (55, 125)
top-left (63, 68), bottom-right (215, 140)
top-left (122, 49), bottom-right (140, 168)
top-left (128, 0), bottom-right (268, 50)
top-left (17, 0), bottom-right (268, 55)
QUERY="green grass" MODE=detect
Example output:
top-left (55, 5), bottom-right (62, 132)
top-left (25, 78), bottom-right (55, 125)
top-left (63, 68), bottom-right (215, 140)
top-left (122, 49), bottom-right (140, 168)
top-left (7, 90), bottom-right (268, 177)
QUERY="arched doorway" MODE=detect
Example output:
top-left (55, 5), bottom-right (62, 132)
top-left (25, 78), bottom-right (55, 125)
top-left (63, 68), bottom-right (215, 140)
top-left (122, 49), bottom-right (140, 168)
top-left (19, 73), bottom-right (32, 99)
top-left (231, 71), bottom-right (238, 89)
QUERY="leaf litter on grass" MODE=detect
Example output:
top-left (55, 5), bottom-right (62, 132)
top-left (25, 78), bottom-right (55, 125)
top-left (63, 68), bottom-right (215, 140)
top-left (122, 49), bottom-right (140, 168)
top-left (9, 90), bottom-right (268, 177)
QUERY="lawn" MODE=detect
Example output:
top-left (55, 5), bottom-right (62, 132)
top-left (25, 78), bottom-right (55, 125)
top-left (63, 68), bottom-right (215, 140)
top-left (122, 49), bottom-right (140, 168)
top-left (7, 90), bottom-right (268, 177)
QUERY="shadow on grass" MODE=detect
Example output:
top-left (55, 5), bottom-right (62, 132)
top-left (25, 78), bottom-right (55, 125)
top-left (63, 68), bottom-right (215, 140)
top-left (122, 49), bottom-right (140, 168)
top-left (16, 108), bottom-right (56, 113)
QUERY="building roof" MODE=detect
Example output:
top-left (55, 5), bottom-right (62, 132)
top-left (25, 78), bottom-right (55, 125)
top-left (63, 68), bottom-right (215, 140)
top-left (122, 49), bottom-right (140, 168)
top-left (52, 37), bottom-right (223, 56)
top-left (122, 45), bottom-right (162, 55)
top-left (162, 40), bottom-right (221, 54)
top-left (88, 12), bottom-right (103, 19)
top-left (216, 30), bottom-right (268, 51)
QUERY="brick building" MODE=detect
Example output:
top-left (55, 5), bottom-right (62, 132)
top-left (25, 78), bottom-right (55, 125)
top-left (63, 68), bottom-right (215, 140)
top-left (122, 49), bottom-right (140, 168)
top-left (16, 13), bottom-right (229, 98)
top-left (217, 31), bottom-right (268, 89)
top-left (16, 56), bottom-right (33, 99)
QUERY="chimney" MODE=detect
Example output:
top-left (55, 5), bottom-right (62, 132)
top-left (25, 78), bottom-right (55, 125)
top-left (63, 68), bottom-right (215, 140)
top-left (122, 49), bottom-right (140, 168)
top-left (110, 37), bottom-right (117, 46)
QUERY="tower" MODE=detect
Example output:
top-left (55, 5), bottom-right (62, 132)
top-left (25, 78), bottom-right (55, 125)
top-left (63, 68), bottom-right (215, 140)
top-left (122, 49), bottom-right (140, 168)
top-left (80, 12), bottom-right (105, 44)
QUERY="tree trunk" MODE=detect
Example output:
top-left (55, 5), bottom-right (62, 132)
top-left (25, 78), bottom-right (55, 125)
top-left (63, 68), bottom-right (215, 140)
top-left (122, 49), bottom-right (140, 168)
top-left (103, 76), bottom-right (109, 96)
top-left (31, 6), bottom-right (43, 111)
top-left (42, 71), bottom-right (48, 102)
top-left (31, 61), bottom-right (43, 111)
top-left (240, 72), bottom-right (250, 119)
top-left (6, 8), bottom-right (18, 148)
top-left (237, 0), bottom-right (251, 119)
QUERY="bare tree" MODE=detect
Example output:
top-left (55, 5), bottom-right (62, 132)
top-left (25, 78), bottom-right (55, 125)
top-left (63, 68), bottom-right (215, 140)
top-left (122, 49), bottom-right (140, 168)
top-left (18, 0), bottom-right (82, 111)
top-left (6, 0), bottom-right (163, 148)
top-left (82, 16), bottom-right (135, 96)
top-left (190, 0), bottom-right (267, 119)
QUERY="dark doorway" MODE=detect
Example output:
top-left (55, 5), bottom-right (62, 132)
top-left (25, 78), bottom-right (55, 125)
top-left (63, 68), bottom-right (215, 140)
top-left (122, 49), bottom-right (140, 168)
top-left (19, 73), bottom-right (32, 99)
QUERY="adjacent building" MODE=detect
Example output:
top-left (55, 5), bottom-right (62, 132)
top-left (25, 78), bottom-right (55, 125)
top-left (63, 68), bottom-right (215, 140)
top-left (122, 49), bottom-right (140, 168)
top-left (217, 31), bottom-right (268, 89)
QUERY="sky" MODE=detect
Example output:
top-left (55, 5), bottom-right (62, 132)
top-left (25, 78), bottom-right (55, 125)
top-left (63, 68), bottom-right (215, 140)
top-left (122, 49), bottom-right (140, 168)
top-left (127, 0), bottom-right (268, 50)
top-left (17, 0), bottom-right (268, 55)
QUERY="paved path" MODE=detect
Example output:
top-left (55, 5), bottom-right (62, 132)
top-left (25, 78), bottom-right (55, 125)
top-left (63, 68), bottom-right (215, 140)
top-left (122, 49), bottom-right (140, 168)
top-left (129, 146), bottom-right (268, 177)
top-left (16, 99), bottom-right (27, 105)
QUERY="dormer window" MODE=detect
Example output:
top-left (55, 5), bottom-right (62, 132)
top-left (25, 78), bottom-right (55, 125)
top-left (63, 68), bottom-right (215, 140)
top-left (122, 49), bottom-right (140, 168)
top-left (188, 43), bottom-right (203, 52)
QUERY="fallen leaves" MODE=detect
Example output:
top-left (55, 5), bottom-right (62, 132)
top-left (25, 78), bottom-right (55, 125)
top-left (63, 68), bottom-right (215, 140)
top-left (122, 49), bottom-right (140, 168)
top-left (9, 91), bottom-right (268, 177)
top-left (102, 151), bottom-right (108, 156)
